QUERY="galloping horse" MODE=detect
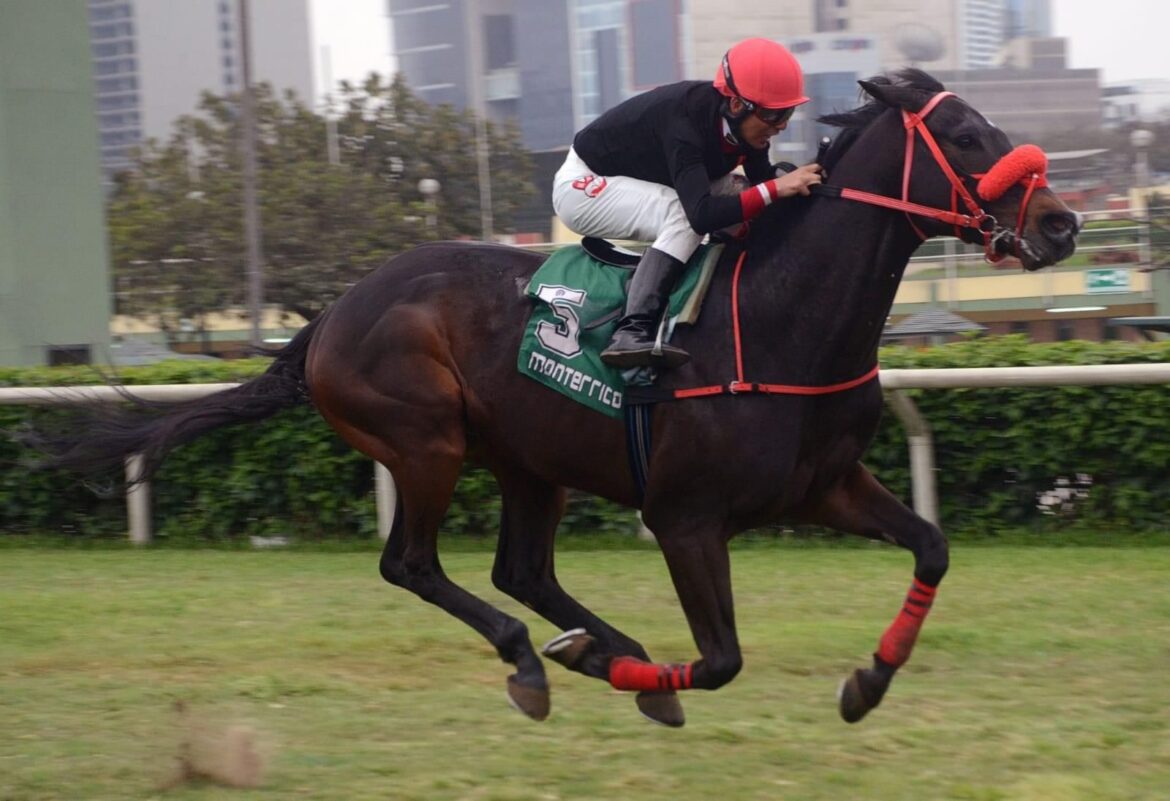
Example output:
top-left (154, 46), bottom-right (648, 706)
top-left (38, 71), bottom-right (1078, 726)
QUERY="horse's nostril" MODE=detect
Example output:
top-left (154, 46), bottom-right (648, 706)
top-left (1040, 211), bottom-right (1078, 242)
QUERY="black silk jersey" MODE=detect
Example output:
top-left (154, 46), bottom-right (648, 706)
top-left (572, 80), bottom-right (773, 234)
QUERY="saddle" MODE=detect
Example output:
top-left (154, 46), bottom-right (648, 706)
top-left (516, 239), bottom-right (724, 419)
top-left (579, 237), bottom-right (640, 268)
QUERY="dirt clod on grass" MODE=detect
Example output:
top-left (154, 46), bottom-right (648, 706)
top-left (159, 701), bottom-right (266, 790)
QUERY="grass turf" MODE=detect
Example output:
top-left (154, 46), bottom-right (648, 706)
top-left (2, 544), bottom-right (1168, 800)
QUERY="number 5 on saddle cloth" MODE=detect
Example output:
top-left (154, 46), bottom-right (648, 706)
top-left (517, 239), bottom-right (723, 419)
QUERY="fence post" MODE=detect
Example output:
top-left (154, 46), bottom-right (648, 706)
top-left (1139, 214), bottom-right (1153, 298)
top-left (374, 463), bottom-right (397, 541)
top-left (885, 390), bottom-right (939, 526)
top-left (636, 511), bottom-right (654, 541)
top-left (124, 454), bottom-right (152, 545)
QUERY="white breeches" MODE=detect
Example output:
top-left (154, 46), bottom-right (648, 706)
top-left (552, 147), bottom-right (743, 263)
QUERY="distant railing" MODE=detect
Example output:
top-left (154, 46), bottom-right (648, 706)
top-left (908, 205), bottom-right (1156, 266)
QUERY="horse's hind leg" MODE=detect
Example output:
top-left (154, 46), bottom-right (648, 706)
top-left (318, 390), bottom-right (549, 715)
top-left (309, 322), bottom-right (547, 718)
top-left (488, 468), bottom-right (685, 726)
top-left (802, 462), bottom-right (949, 723)
top-left (378, 456), bottom-right (551, 720)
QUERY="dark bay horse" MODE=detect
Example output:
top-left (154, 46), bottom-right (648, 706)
top-left (37, 71), bottom-right (1078, 727)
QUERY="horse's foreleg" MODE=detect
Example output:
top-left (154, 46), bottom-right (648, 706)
top-left (803, 462), bottom-right (949, 723)
top-left (490, 470), bottom-right (685, 726)
top-left (587, 517), bottom-right (742, 708)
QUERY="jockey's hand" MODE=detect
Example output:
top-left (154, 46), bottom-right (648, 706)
top-left (769, 163), bottom-right (823, 197)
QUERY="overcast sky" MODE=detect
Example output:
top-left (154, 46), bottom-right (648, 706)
top-left (307, 0), bottom-right (1170, 102)
top-left (308, 0), bottom-right (393, 101)
top-left (1051, 0), bottom-right (1170, 83)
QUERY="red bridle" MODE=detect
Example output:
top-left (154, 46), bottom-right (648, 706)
top-left (821, 91), bottom-right (1049, 263)
top-left (631, 93), bottom-right (1054, 404)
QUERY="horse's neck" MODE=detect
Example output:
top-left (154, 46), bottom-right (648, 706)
top-left (731, 168), bottom-right (920, 383)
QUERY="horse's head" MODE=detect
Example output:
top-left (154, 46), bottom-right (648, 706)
top-left (822, 70), bottom-right (1079, 271)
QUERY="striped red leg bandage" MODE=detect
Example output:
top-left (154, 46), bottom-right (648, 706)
top-left (609, 656), bottom-right (695, 692)
top-left (876, 577), bottom-right (937, 668)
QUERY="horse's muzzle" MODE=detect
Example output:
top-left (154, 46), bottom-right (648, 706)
top-left (1002, 208), bottom-right (1079, 271)
top-left (1033, 209), bottom-right (1080, 268)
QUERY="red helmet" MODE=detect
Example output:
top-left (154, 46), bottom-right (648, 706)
top-left (714, 38), bottom-right (809, 110)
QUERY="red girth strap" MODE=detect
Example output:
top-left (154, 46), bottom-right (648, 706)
top-left (669, 250), bottom-right (880, 400)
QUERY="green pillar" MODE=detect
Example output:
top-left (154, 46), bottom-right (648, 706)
top-left (0, 0), bottom-right (111, 366)
top-left (1153, 270), bottom-right (1170, 317)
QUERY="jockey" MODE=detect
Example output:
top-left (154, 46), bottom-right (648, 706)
top-left (552, 37), bottom-right (823, 369)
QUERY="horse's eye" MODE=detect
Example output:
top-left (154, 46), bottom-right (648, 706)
top-left (955, 134), bottom-right (977, 149)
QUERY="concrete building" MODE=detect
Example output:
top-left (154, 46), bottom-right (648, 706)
top-left (687, 0), bottom-right (1031, 82)
top-left (387, 0), bottom-right (686, 151)
top-left (959, 0), bottom-right (1006, 68)
top-left (89, 0), bottom-right (314, 184)
top-left (687, 2), bottom-right (813, 81)
top-left (691, 1), bottom-right (1091, 153)
top-left (1103, 80), bottom-right (1170, 127)
top-left (932, 46), bottom-right (1102, 143)
top-left (684, 1), bottom-right (1072, 159)
top-left (777, 32), bottom-right (882, 163)
top-left (0, 1), bottom-right (111, 366)
top-left (1006, 0), bottom-right (1051, 38)
top-left (389, 0), bottom-right (688, 239)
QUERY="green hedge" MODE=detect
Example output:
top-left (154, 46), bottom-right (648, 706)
top-left (0, 360), bottom-right (634, 542)
top-left (868, 337), bottom-right (1170, 535)
top-left (2, 336), bottom-right (1169, 541)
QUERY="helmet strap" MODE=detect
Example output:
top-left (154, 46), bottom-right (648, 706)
top-left (719, 102), bottom-right (748, 148)
top-left (722, 96), bottom-right (750, 124)
top-left (720, 116), bottom-right (742, 147)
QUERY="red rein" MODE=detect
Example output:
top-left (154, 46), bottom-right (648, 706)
top-left (837, 91), bottom-right (1054, 264)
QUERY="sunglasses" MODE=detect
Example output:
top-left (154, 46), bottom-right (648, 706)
top-left (752, 105), bottom-right (796, 126)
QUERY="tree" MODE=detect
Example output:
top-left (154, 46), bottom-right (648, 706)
top-left (330, 74), bottom-right (535, 240)
top-left (107, 76), bottom-right (535, 326)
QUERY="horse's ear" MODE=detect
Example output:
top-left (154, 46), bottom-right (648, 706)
top-left (858, 80), bottom-right (923, 112)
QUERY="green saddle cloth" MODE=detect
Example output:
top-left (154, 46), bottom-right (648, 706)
top-left (517, 243), bottom-right (721, 419)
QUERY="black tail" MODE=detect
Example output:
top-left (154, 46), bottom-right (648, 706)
top-left (24, 314), bottom-right (325, 481)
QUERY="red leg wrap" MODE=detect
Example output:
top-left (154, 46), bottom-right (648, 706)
top-left (608, 656), bottom-right (694, 692)
top-left (876, 578), bottom-right (937, 668)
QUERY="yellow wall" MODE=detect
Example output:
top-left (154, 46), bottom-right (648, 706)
top-left (896, 268), bottom-right (1151, 306)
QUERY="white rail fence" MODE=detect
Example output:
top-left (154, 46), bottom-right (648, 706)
top-left (3, 362), bottom-right (1169, 542)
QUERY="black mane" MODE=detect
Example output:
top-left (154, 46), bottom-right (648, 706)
top-left (815, 68), bottom-right (946, 172)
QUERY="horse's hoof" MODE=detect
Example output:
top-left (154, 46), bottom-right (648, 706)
top-left (837, 667), bottom-right (886, 724)
top-left (506, 675), bottom-right (550, 721)
top-left (636, 691), bottom-right (685, 728)
top-left (540, 628), bottom-right (595, 670)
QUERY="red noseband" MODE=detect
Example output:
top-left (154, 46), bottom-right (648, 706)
top-left (977, 144), bottom-right (1049, 202)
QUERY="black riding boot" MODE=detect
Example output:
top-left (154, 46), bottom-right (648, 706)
top-left (600, 247), bottom-right (691, 369)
